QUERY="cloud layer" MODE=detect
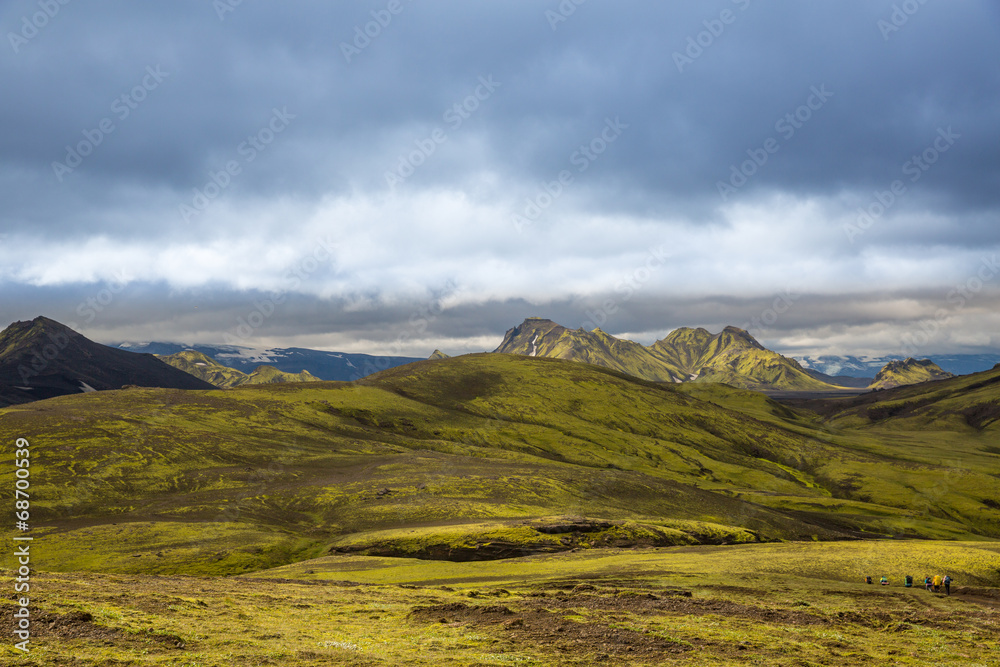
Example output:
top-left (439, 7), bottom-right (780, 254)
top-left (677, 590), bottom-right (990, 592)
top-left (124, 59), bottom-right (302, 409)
top-left (1, 0), bottom-right (998, 357)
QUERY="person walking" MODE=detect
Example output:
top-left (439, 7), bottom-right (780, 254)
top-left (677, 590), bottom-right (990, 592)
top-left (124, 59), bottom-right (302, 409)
top-left (904, 575), bottom-right (913, 588)
top-left (933, 574), bottom-right (942, 592)
top-left (943, 575), bottom-right (952, 595)
top-left (924, 576), bottom-right (933, 591)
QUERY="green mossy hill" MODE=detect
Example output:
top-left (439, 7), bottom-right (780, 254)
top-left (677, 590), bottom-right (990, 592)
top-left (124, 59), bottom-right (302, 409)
top-left (157, 350), bottom-right (319, 388)
top-left (868, 357), bottom-right (955, 390)
top-left (3, 353), bottom-right (997, 575)
top-left (493, 318), bottom-right (841, 391)
top-left (428, 349), bottom-right (450, 360)
top-left (246, 364), bottom-right (320, 384)
top-left (811, 363), bottom-right (1000, 433)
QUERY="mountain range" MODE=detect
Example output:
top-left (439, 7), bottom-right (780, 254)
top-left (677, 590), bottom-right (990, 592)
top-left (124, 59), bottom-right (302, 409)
top-left (115, 341), bottom-right (422, 381)
top-left (156, 350), bottom-right (320, 388)
top-left (493, 318), bottom-right (845, 391)
top-left (796, 353), bottom-right (1000, 378)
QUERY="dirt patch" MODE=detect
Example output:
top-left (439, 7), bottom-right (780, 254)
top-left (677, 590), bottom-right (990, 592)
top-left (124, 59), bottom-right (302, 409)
top-left (409, 602), bottom-right (699, 660)
top-left (528, 590), bottom-right (830, 627)
top-left (3, 608), bottom-right (186, 649)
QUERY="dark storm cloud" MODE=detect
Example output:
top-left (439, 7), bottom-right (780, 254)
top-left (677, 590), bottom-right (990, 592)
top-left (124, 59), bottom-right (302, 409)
top-left (1, 1), bottom-right (998, 355)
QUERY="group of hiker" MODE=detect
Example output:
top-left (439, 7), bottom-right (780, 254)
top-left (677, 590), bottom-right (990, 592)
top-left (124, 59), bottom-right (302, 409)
top-left (865, 574), bottom-right (952, 594)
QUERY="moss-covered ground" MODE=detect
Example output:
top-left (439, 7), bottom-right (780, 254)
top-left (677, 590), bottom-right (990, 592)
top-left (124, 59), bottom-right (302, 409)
top-left (3, 541), bottom-right (999, 665)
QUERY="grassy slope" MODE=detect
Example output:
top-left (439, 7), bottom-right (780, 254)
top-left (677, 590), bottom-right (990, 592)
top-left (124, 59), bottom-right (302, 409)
top-left (4, 541), bottom-right (1000, 665)
top-left (1, 354), bottom-right (997, 576)
top-left (157, 350), bottom-right (249, 387)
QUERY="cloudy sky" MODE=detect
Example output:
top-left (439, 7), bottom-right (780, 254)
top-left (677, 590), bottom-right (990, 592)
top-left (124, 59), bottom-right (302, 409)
top-left (1, 1), bottom-right (998, 358)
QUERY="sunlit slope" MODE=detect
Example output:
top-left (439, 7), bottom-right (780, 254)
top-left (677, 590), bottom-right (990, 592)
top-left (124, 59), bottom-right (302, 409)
top-left (868, 357), bottom-right (955, 390)
top-left (494, 318), bottom-right (841, 390)
top-left (1, 354), bottom-right (997, 575)
top-left (157, 349), bottom-right (320, 387)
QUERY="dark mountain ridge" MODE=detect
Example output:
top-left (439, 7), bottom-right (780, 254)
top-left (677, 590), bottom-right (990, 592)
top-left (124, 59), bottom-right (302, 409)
top-left (0, 317), bottom-right (214, 407)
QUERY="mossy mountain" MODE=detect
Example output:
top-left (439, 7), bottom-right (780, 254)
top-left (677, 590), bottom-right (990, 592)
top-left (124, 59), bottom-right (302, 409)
top-left (869, 357), bottom-right (955, 390)
top-left (157, 350), bottom-right (320, 388)
top-left (493, 317), bottom-right (840, 391)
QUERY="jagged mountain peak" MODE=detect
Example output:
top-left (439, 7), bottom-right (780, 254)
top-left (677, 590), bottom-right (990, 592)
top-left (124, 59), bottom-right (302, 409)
top-left (495, 318), bottom-right (841, 391)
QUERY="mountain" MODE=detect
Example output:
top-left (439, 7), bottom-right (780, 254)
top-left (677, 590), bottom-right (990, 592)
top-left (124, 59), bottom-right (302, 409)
top-left (796, 353), bottom-right (1000, 378)
top-left (803, 368), bottom-right (872, 388)
top-left (428, 349), bottom-right (450, 360)
top-left (2, 353), bottom-right (997, 576)
top-left (116, 341), bottom-right (421, 381)
top-left (868, 358), bottom-right (955, 390)
top-left (0, 317), bottom-right (215, 407)
top-left (157, 350), bottom-right (320, 388)
top-left (493, 318), bottom-right (842, 391)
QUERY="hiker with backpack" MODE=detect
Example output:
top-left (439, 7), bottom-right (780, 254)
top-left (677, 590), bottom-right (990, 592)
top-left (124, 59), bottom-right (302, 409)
top-left (943, 575), bottom-right (952, 595)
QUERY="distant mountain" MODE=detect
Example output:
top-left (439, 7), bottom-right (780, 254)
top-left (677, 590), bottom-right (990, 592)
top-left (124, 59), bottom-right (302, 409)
top-left (869, 358), bottom-right (955, 390)
top-left (802, 369), bottom-right (872, 388)
top-left (115, 342), bottom-right (421, 381)
top-left (493, 318), bottom-right (842, 391)
top-left (0, 317), bottom-right (214, 407)
top-left (156, 350), bottom-right (319, 388)
top-left (428, 349), bottom-right (450, 360)
top-left (796, 353), bottom-right (1000, 378)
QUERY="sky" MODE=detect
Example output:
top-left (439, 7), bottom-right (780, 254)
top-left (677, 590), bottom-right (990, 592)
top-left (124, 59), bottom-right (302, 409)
top-left (1, 0), bottom-right (998, 359)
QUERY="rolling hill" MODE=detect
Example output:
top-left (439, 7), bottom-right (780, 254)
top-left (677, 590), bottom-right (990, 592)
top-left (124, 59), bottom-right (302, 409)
top-left (494, 317), bottom-right (842, 391)
top-left (157, 349), bottom-right (320, 388)
top-left (2, 353), bottom-right (997, 577)
top-left (0, 316), bottom-right (215, 407)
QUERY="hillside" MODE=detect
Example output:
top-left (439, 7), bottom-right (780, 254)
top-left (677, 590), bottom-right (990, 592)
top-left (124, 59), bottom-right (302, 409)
top-left (494, 318), bottom-right (842, 391)
top-left (868, 357), bottom-right (955, 390)
top-left (157, 350), bottom-right (320, 387)
top-left (2, 353), bottom-right (998, 577)
top-left (0, 316), bottom-right (214, 407)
